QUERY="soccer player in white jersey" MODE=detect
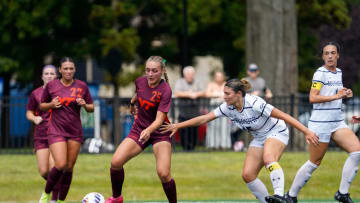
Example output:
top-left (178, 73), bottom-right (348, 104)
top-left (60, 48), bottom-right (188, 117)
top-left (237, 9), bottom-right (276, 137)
top-left (285, 42), bottom-right (360, 203)
top-left (160, 79), bottom-right (319, 203)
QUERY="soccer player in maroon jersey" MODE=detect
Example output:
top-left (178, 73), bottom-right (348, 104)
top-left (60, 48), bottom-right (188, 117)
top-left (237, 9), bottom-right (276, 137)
top-left (26, 65), bottom-right (60, 203)
top-left (38, 57), bottom-right (94, 203)
top-left (106, 56), bottom-right (176, 203)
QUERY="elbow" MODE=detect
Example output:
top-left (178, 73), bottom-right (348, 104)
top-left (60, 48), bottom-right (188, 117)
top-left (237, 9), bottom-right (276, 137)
top-left (309, 96), bottom-right (315, 104)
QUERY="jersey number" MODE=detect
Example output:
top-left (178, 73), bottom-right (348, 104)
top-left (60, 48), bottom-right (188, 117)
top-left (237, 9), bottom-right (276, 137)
top-left (70, 88), bottom-right (83, 98)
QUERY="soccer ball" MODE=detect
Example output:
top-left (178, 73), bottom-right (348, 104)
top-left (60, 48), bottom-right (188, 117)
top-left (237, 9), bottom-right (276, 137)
top-left (82, 192), bottom-right (105, 203)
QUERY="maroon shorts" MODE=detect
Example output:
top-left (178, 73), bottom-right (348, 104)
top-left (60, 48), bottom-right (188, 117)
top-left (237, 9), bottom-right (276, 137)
top-left (34, 139), bottom-right (49, 151)
top-left (128, 133), bottom-right (171, 150)
top-left (48, 134), bottom-right (83, 145)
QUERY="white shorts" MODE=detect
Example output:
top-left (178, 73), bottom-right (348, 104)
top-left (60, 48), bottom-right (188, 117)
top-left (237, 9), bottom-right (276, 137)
top-left (249, 121), bottom-right (289, 148)
top-left (308, 120), bottom-right (349, 143)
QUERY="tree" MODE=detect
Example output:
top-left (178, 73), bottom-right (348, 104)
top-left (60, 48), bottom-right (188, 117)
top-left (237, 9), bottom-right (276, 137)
top-left (246, 0), bottom-right (298, 96)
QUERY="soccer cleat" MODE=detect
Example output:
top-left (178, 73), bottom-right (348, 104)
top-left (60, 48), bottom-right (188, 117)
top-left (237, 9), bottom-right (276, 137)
top-left (105, 195), bottom-right (123, 203)
top-left (334, 190), bottom-right (353, 203)
top-left (39, 192), bottom-right (50, 203)
top-left (265, 195), bottom-right (289, 203)
top-left (284, 192), bottom-right (297, 203)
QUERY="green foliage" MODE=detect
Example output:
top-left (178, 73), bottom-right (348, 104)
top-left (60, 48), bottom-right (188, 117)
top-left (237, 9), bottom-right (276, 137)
top-left (0, 152), bottom-right (359, 201)
top-left (296, 0), bottom-right (352, 93)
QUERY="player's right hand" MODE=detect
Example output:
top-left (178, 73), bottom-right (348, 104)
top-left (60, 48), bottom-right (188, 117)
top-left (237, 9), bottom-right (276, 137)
top-left (130, 104), bottom-right (137, 115)
top-left (33, 116), bottom-right (43, 125)
top-left (337, 88), bottom-right (348, 99)
top-left (159, 122), bottom-right (178, 138)
top-left (51, 96), bottom-right (62, 108)
top-left (305, 130), bottom-right (319, 146)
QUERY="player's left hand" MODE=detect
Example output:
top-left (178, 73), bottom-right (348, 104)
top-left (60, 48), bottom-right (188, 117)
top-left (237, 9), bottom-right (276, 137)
top-left (304, 130), bottom-right (319, 146)
top-left (345, 88), bottom-right (353, 98)
top-left (139, 129), bottom-right (151, 144)
top-left (76, 98), bottom-right (86, 106)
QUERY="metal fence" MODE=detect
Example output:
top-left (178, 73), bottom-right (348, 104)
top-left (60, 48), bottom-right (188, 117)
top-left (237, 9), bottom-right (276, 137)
top-left (0, 95), bottom-right (359, 154)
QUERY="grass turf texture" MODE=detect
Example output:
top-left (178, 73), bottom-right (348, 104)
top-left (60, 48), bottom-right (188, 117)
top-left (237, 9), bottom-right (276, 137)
top-left (0, 151), bottom-right (359, 202)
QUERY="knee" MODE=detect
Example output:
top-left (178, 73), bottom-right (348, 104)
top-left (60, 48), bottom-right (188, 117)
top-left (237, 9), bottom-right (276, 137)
top-left (157, 168), bottom-right (171, 182)
top-left (263, 153), bottom-right (276, 166)
top-left (54, 160), bottom-right (67, 171)
top-left (38, 167), bottom-right (49, 178)
top-left (242, 170), bottom-right (257, 183)
top-left (111, 158), bottom-right (124, 170)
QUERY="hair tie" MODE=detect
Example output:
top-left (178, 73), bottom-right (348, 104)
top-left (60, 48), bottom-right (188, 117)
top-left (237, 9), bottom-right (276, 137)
top-left (162, 59), bottom-right (167, 65)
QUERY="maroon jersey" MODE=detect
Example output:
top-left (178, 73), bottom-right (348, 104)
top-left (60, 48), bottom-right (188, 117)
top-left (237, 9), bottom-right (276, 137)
top-left (130, 76), bottom-right (172, 137)
top-left (26, 87), bottom-right (50, 140)
top-left (41, 79), bottom-right (93, 138)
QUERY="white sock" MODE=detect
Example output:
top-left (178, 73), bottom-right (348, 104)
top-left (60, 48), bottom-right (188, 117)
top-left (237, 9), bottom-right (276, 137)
top-left (266, 162), bottom-right (285, 196)
top-left (289, 160), bottom-right (318, 197)
top-left (246, 178), bottom-right (269, 203)
top-left (339, 151), bottom-right (360, 194)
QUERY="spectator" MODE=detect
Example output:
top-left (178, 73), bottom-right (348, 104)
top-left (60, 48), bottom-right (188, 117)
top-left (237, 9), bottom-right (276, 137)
top-left (205, 70), bottom-right (231, 149)
top-left (245, 63), bottom-right (272, 100)
top-left (174, 66), bottom-right (205, 151)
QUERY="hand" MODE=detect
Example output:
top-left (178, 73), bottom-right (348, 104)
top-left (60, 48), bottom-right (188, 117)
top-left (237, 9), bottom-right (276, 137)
top-left (345, 88), bottom-right (353, 98)
top-left (51, 96), bottom-right (62, 108)
top-left (130, 104), bottom-right (137, 115)
top-left (159, 122), bottom-right (178, 138)
top-left (33, 116), bottom-right (43, 125)
top-left (336, 88), bottom-right (348, 99)
top-left (139, 128), bottom-right (151, 144)
top-left (76, 98), bottom-right (86, 106)
top-left (304, 130), bottom-right (319, 146)
top-left (351, 116), bottom-right (360, 124)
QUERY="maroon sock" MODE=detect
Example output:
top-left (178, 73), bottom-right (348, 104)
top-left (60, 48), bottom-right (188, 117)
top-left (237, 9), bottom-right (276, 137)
top-left (58, 171), bottom-right (73, 201)
top-left (45, 167), bottom-right (63, 194)
top-left (51, 180), bottom-right (61, 200)
top-left (110, 168), bottom-right (124, 198)
top-left (162, 179), bottom-right (177, 203)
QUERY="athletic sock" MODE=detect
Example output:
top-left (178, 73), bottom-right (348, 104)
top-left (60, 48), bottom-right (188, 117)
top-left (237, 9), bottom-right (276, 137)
top-left (339, 151), bottom-right (360, 194)
top-left (162, 179), bottom-right (177, 203)
top-left (52, 181), bottom-right (61, 200)
top-left (110, 167), bottom-right (125, 198)
top-left (266, 162), bottom-right (285, 196)
top-left (45, 167), bottom-right (63, 194)
top-left (289, 160), bottom-right (318, 197)
top-left (58, 171), bottom-right (73, 200)
top-left (246, 178), bottom-right (269, 203)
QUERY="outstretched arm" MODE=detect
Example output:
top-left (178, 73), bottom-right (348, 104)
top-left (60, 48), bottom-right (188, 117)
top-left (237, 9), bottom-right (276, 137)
top-left (270, 108), bottom-right (319, 145)
top-left (160, 112), bottom-right (217, 137)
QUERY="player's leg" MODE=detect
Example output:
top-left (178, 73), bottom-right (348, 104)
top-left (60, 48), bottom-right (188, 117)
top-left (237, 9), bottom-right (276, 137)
top-left (242, 146), bottom-right (268, 203)
top-left (48, 151), bottom-right (59, 202)
top-left (332, 128), bottom-right (360, 202)
top-left (57, 139), bottom-right (81, 201)
top-left (36, 148), bottom-right (51, 180)
top-left (153, 141), bottom-right (177, 203)
top-left (40, 140), bottom-right (67, 203)
top-left (263, 138), bottom-right (286, 197)
top-left (287, 142), bottom-right (328, 200)
top-left (107, 138), bottom-right (142, 202)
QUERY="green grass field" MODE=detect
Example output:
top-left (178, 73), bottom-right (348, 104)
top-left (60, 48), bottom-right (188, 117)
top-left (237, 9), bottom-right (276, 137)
top-left (0, 151), bottom-right (359, 202)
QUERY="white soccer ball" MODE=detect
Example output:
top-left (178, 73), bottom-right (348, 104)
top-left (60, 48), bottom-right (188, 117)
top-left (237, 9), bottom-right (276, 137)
top-left (82, 192), bottom-right (105, 203)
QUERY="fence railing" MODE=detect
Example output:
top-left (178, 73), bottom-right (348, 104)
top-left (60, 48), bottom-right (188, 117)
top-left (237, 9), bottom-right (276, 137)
top-left (0, 95), bottom-right (359, 154)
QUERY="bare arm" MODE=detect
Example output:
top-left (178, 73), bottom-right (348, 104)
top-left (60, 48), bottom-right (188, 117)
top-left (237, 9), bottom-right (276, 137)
top-left (270, 108), bottom-right (319, 145)
top-left (160, 112), bottom-right (217, 137)
top-left (40, 96), bottom-right (62, 111)
top-left (309, 88), bottom-right (349, 104)
top-left (138, 111), bottom-right (168, 144)
top-left (26, 110), bottom-right (43, 125)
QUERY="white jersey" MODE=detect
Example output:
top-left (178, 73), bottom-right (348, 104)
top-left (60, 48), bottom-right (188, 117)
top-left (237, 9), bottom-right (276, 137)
top-left (309, 66), bottom-right (344, 123)
top-left (213, 94), bottom-right (287, 139)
